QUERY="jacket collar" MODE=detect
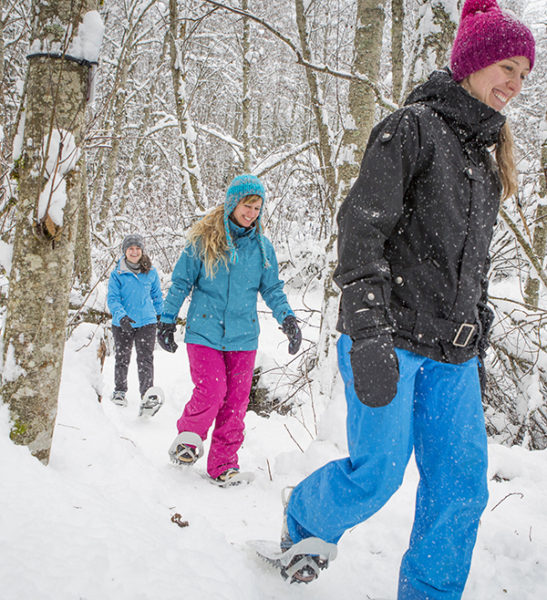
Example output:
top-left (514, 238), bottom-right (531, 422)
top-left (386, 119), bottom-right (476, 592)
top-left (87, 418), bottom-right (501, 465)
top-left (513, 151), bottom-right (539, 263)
top-left (116, 257), bottom-right (140, 275)
top-left (404, 68), bottom-right (506, 148)
top-left (228, 218), bottom-right (257, 240)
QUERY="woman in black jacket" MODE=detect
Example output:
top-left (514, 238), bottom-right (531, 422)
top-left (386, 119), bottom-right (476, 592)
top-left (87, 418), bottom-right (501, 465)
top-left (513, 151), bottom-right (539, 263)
top-left (275, 0), bottom-right (535, 596)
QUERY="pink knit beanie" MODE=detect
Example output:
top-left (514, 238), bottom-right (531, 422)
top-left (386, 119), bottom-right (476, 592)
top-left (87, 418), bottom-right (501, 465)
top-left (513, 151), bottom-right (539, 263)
top-left (450, 0), bottom-right (535, 82)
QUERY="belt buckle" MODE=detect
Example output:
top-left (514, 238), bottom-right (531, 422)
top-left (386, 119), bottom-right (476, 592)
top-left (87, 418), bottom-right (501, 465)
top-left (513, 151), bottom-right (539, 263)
top-left (452, 323), bottom-right (476, 347)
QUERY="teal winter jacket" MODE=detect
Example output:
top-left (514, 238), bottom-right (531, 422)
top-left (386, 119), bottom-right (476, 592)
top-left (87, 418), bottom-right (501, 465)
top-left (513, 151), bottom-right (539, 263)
top-left (107, 259), bottom-right (163, 328)
top-left (162, 221), bottom-right (293, 351)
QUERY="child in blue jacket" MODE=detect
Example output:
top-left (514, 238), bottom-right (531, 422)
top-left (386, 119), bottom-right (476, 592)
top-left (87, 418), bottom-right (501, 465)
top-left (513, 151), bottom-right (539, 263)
top-left (107, 234), bottom-right (164, 416)
top-left (158, 174), bottom-right (301, 486)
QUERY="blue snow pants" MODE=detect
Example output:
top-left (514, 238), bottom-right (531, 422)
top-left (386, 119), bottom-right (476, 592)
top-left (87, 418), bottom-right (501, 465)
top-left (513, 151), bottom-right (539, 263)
top-left (286, 334), bottom-right (488, 600)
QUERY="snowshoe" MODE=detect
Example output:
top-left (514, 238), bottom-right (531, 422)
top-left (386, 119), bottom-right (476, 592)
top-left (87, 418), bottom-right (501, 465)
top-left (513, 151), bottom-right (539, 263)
top-left (209, 468), bottom-right (255, 488)
top-left (139, 386), bottom-right (164, 417)
top-left (251, 537), bottom-right (337, 584)
top-left (168, 431), bottom-right (204, 466)
top-left (111, 390), bottom-right (127, 407)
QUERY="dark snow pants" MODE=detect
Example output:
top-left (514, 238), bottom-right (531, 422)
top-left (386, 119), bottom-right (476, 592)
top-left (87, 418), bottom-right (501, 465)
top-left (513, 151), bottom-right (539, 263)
top-left (112, 323), bottom-right (156, 397)
top-left (286, 333), bottom-right (488, 600)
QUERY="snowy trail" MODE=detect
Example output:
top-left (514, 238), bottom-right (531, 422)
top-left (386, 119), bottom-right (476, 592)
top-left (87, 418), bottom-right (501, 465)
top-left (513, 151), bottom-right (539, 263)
top-left (1, 298), bottom-right (547, 599)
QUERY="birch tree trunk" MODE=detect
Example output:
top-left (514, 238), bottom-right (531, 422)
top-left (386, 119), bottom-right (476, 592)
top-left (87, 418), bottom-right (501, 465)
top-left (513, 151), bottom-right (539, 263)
top-left (168, 0), bottom-right (204, 210)
top-left (1, 0), bottom-right (101, 463)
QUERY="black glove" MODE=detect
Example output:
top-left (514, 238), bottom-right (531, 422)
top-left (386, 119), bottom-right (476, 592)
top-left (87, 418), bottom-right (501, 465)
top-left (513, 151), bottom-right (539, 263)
top-left (350, 333), bottom-right (399, 407)
top-left (157, 321), bottom-right (178, 353)
top-left (281, 316), bottom-right (302, 355)
top-left (119, 315), bottom-right (135, 333)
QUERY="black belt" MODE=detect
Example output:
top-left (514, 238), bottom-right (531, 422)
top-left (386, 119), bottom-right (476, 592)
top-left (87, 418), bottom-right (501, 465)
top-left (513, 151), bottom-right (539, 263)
top-left (392, 307), bottom-right (481, 348)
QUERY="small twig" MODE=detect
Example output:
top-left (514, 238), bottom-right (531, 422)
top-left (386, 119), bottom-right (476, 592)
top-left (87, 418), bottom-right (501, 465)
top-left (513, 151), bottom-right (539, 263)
top-left (56, 422), bottom-right (81, 430)
top-left (119, 435), bottom-right (136, 447)
top-left (284, 423), bottom-right (304, 453)
top-left (490, 492), bottom-right (524, 512)
top-left (266, 458), bottom-right (273, 482)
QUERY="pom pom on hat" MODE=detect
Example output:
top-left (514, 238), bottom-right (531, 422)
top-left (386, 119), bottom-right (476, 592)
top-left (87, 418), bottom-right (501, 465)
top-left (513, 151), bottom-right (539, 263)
top-left (224, 174), bottom-right (269, 268)
top-left (450, 0), bottom-right (535, 82)
top-left (122, 234), bottom-right (145, 254)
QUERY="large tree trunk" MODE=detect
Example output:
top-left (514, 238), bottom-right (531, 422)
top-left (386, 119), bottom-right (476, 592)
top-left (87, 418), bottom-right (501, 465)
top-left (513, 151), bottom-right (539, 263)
top-left (1, 0), bottom-right (102, 463)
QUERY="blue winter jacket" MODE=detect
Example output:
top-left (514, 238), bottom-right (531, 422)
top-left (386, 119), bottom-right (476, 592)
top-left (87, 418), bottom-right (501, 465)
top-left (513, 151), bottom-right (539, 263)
top-left (107, 258), bottom-right (163, 328)
top-left (162, 221), bottom-right (294, 351)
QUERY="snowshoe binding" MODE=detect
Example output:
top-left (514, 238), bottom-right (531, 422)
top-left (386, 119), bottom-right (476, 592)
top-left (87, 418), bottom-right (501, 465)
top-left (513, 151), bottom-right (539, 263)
top-left (251, 537), bottom-right (337, 584)
top-left (251, 486), bottom-right (336, 583)
top-left (168, 431), bottom-right (204, 466)
top-left (139, 386), bottom-right (164, 417)
top-left (111, 390), bottom-right (128, 407)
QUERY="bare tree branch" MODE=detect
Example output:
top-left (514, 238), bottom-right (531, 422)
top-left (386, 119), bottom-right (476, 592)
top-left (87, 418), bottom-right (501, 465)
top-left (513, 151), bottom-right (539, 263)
top-left (201, 0), bottom-right (397, 112)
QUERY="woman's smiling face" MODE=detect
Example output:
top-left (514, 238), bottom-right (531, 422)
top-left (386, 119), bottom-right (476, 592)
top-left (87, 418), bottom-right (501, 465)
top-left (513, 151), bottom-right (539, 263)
top-left (231, 195), bottom-right (263, 228)
top-left (463, 56), bottom-right (530, 111)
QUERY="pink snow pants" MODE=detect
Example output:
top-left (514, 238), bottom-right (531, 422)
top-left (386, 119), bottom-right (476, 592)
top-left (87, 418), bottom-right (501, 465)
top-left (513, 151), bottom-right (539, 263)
top-left (177, 343), bottom-right (257, 479)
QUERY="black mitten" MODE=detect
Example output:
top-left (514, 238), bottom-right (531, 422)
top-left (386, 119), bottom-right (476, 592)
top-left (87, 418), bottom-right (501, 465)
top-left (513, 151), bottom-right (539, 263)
top-left (350, 333), bottom-right (399, 407)
top-left (157, 322), bottom-right (178, 353)
top-left (120, 315), bottom-right (135, 333)
top-left (281, 316), bottom-right (302, 355)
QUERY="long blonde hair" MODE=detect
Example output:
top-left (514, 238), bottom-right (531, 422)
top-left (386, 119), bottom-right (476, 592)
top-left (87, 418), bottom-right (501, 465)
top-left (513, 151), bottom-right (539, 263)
top-left (495, 122), bottom-right (518, 202)
top-left (187, 205), bottom-right (229, 278)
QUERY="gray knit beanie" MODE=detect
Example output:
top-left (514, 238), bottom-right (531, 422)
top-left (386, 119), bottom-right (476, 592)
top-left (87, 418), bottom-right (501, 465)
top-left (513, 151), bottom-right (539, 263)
top-left (122, 234), bottom-right (145, 255)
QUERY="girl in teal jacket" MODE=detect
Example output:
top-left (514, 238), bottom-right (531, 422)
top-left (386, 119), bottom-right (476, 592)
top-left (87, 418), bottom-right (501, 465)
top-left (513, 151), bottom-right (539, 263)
top-left (158, 175), bottom-right (301, 486)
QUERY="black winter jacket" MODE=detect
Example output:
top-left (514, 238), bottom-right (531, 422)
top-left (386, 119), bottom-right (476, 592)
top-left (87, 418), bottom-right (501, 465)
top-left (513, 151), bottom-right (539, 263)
top-left (334, 69), bottom-right (504, 364)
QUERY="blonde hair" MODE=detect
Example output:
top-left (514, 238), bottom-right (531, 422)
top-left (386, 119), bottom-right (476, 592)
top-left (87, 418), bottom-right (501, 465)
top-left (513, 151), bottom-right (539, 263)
top-left (495, 122), bottom-right (518, 202)
top-left (187, 205), bottom-right (229, 278)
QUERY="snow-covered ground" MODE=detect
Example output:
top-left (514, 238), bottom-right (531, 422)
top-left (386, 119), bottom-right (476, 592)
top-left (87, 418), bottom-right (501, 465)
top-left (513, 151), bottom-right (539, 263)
top-left (1, 293), bottom-right (546, 599)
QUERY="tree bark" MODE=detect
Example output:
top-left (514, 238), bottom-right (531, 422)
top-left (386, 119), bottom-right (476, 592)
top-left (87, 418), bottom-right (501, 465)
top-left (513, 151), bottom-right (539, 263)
top-left (73, 154), bottom-right (92, 288)
top-left (168, 0), bottom-right (205, 210)
top-left (524, 109), bottom-right (547, 307)
top-left (1, 0), bottom-right (101, 463)
top-left (337, 0), bottom-right (385, 200)
top-left (391, 0), bottom-right (404, 103)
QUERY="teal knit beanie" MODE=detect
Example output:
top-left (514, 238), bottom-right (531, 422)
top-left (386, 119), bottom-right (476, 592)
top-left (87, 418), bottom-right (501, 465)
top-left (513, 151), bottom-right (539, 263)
top-left (224, 174), bottom-right (269, 268)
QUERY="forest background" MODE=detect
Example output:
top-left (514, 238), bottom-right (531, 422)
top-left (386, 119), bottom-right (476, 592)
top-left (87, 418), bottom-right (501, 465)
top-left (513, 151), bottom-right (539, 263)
top-left (0, 0), bottom-right (545, 462)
